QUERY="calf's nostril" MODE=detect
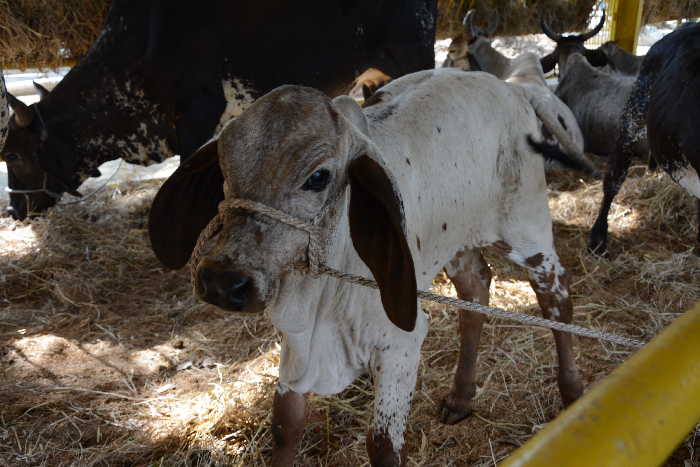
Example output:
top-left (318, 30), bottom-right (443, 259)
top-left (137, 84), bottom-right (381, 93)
top-left (227, 275), bottom-right (251, 308)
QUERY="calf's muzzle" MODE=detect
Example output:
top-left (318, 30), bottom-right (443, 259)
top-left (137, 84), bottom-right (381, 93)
top-left (197, 261), bottom-right (253, 311)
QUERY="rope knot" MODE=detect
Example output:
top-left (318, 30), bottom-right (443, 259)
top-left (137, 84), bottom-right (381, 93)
top-left (190, 198), bottom-right (326, 281)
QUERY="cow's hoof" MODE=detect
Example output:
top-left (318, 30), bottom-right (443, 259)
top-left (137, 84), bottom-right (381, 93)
top-left (439, 398), bottom-right (473, 425)
top-left (587, 239), bottom-right (609, 258)
top-left (348, 68), bottom-right (392, 101)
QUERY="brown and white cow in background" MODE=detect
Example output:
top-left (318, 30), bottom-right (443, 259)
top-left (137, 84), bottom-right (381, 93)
top-left (149, 69), bottom-right (585, 466)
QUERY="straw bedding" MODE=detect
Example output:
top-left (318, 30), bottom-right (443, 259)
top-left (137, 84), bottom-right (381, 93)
top-left (1, 162), bottom-right (699, 465)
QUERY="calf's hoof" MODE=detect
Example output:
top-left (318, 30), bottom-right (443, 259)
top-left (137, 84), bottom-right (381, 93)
top-left (559, 372), bottom-right (584, 407)
top-left (439, 396), bottom-right (474, 425)
top-left (366, 430), bottom-right (403, 467)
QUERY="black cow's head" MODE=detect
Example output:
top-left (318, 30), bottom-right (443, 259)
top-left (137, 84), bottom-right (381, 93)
top-left (2, 92), bottom-right (82, 220)
top-left (540, 10), bottom-right (608, 77)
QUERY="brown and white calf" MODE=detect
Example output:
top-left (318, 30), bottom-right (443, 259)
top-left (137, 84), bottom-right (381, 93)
top-left (149, 68), bottom-right (584, 466)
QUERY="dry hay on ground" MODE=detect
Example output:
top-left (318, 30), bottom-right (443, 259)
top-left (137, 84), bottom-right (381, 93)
top-left (1, 166), bottom-right (700, 466)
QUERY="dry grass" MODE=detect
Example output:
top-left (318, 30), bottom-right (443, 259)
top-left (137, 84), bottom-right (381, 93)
top-left (0, 0), bottom-right (108, 69)
top-left (1, 165), bottom-right (700, 466)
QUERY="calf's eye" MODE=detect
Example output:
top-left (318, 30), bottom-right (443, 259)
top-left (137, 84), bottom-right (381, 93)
top-left (302, 169), bottom-right (331, 192)
top-left (4, 153), bottom-right (20, 163)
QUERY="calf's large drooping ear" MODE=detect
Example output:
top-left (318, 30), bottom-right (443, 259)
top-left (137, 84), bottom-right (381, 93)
top-left (148, 138), bottom-right (224, 269)
top-left (348, 153), bottom-right (417, 332)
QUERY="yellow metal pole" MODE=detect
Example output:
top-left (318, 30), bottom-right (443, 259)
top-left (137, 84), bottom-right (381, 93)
top-left (612, 0), bottom-right (644, 53)
top-left (501, 303), bottom-right (700, 467)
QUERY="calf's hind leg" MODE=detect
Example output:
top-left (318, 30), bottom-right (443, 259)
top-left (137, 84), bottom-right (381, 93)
top-left (440, 248), bottom-right (492, 425)
top-left (513, 250), bottom-right (583, 406)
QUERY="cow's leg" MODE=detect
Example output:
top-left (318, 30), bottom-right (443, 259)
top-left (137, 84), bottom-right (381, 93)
top-left (440, 248), bottom-right (491, 424)
top-left (590, 77), bottom-right (651, 256)
top-left (367, 335), bottom-right (423, 467)
top-left (271, 386), bottom-right (306, 467)
top-left (503, 177), bottom-right (584, 407)
top-left (512, 250), bottom-right (583, 406)
top-left (588, 150), bottom-right (633, 256)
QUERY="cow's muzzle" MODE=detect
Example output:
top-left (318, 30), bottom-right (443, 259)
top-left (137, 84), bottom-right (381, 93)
top-left (196, 260), bottom-right (255, 312)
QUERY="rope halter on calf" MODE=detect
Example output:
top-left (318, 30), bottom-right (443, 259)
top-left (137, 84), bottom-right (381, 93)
top-left (191, 198), bottom-right (646, 349)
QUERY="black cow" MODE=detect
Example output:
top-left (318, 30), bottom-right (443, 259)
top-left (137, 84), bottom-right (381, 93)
top-left (589, 22), bottom-right (700, 255)
top-left (0, 72), bottom-right (7, 151)
top-left (540, 10), bottom-right (608, 75)
top-left (1, 0), bottom-right (437, 221)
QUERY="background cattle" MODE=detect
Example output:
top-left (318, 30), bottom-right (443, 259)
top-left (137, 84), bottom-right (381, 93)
top-left (554, 52), bottom-right (642, 157)
top-left (598, 41), bottom-right (645, 75)
top-left (0, 0), bottom-right (437, 221)
top-left (539, 10), bottom-right (609, 75)
top-left (0, 71), bottom-right (7, 151)
top-left (589, 22), bottom-right (700, 255)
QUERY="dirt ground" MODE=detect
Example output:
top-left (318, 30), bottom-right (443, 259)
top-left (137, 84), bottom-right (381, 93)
top-left (1, 159), bottom-right (700, 466)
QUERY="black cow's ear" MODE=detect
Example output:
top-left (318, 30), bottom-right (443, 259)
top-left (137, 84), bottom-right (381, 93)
top-left (540, 51), bottom-right (558, 74)
top-left (585, 48), bottom-right (609, 68)
top-left (348, 154), bottom-right (417, 332)
top-left (148, 138), bottom-right (224, 269)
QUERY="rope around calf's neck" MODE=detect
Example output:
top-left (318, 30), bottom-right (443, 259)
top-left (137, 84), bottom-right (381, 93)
top-left (191, 198), bottom-right (646, 349)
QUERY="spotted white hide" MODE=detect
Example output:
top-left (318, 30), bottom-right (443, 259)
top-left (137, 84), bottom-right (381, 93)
top-left (0, 72), bottom-right (8, 150)
top-left (465, 39), bottom-right (595, 176)
top-left (180, 68), bottom-right (581, 466)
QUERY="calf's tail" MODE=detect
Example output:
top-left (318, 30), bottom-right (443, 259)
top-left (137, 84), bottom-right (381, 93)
top-left (527, 135), bottom-right (600, 178)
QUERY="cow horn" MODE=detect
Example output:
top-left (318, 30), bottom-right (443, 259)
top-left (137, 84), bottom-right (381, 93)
top-left (581, 9), bottom-right (606, 41)
top-left (463, 9), bottom-right (479, 39)
top-left (8, 93), bottom-right (34, 128)
top-left (486, 12), bottom-right (500, 36)
top-left (540, 15), bottom-right (563, 42)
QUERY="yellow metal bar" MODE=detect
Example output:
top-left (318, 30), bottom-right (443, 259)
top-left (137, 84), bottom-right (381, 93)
top-left (612, 0), bottom-right (644, 52)
top-left (608, 0), bottom-right (620, 45)
top-left (501, 303), bottom-right (700, 467)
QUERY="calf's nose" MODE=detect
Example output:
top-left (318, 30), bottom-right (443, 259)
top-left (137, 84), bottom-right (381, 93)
top-left (198, 266), bottom-right (252, 311)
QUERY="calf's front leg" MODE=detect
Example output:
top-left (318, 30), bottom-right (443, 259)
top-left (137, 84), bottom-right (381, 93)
top-left (271, 386), bottom-right (306, 466)
top-left (367, 337), bottom-right (422, 467)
